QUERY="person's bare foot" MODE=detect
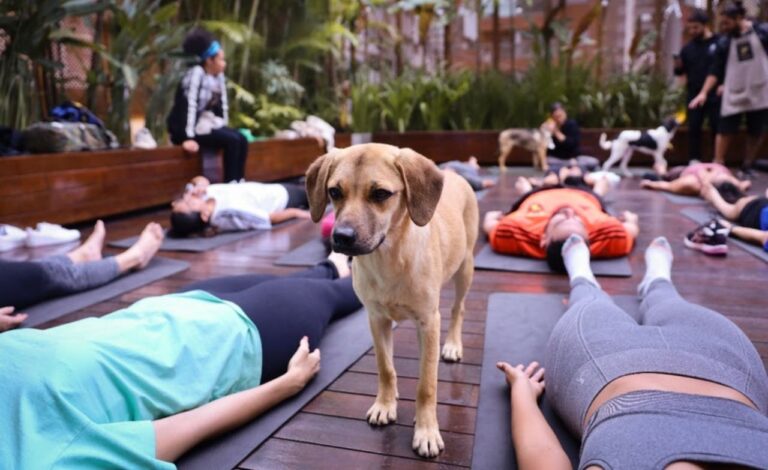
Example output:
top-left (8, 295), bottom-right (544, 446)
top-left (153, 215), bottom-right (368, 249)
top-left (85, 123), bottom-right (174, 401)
top-left (482, 179), bottom-right (496, 188)
top-left (468, 156), bottom-right (480, 170)
top-left (327, 251), bottom-right (351, 278)
top-left (117, 222), bottom-right (164, 272)
top-left (67, 220), bottom-right (106, 264)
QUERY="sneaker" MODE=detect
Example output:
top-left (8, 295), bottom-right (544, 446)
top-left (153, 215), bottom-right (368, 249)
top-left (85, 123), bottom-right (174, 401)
top-left (0, 224), bottom-right (27, 252)
top-left (684, 219), bottom-right (729, 255)
top-left (132, 127), bottom-right (158, 149)
top-left (26, 222), bottom-right (80, 247)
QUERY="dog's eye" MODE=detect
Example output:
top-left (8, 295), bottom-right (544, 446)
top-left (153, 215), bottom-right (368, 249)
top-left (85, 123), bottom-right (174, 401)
top-left (371, 188), bottom-right (393, 203)
top-left (328, 187), bottom-right (343, 200)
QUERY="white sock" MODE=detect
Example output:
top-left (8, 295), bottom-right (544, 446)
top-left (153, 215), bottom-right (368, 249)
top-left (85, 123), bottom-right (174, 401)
top-left (562, 234), bottom-right (599, 288)
top-left (639, 237), bottom-right (673, 297)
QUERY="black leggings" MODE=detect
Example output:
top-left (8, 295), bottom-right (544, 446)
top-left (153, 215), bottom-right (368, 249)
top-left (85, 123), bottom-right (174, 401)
top-left (281, 183), bottom-right (309, 209)
top-left (178, 263), bottom-right (362, 382)
top-left (195, 127), bottom-right (248, 182)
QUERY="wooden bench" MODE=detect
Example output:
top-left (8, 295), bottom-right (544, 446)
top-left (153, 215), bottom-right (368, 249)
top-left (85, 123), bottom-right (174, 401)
top-left (0, 137), bottom-right (329, 227)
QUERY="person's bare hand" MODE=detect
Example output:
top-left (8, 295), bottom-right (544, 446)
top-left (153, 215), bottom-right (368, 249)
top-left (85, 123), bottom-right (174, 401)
top-left (717, 85), bottom-right (724, 97)
top-left (291, 208), bottom-right (312, 219)
top-left (497, 361), bottom-right (546, 402)
top-left (622, 210), bottom-right (638, 224)
top-left (286, 336), bottom-right (321, 391)
top-left (182, 139), bottom-right (199, 153)
top-left (0, 306), bottom-right (26, 332)
top-left (700, 179), bottom-right (716, 201)
top-left (689, 93), bottom-right (706, 109)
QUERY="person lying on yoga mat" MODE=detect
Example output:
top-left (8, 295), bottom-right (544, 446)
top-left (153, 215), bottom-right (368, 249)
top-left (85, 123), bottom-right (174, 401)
top-left (169, 175), bottom-right (311, 237)
top-left (0, 220), bottom-right (163, 332)
top-left (482, 185), bottom-right (638, 271)
top-left (0, 252), bottom-right (361, 468)
top-left (497, 235), bottom-right (768, 470)
top-left (640, 161), bottom-right (751, 197)
top-left (515, 164), bottom-right (617, 198)
top-left (438, 156), bottom-right (496, 191)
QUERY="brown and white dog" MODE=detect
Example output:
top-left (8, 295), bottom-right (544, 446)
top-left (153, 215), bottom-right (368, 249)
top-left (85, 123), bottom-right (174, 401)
top-left (306, 143), bottom-right (478, 458)
top-left (498, 127), bottom-right (554, 172)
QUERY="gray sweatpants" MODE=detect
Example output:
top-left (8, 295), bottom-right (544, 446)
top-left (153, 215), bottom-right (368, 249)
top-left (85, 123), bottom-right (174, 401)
top-left (545, 278), bottom-right (768, 437)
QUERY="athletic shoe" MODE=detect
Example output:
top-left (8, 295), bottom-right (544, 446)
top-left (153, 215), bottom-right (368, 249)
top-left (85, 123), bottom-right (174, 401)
top-left (684, 219), bottom-right (729, 255)
top-left (132, 127), bottom-right (157, 149)
top-left (26, 222), bottom-right (80, 247)
top-left (0, 224), bottom-right (27, 252)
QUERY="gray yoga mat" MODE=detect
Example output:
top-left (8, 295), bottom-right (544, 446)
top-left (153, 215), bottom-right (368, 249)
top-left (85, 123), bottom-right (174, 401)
top-left (681, 207), bottom-right (768, 263)
top-left (177, 307), bottom-right (373, 470)
top-left (109, 230), bottom-right (262, 253)
top-left (274, 238), bottom-right (328, 267)
top-left (661, 192), bottom-right (706, 205)
top-left (472, 293), bottom-right (639, 470)
top-left (474, 244), bottom-right (632, 277)
top-left (23, 257), bottom-right (190, 328)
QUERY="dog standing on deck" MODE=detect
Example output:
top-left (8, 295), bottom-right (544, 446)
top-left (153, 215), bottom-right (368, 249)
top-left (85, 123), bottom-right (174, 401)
top-left (498, 126), bottom-right (554, 173)
top-left (599, 117), bottom-right (681, 176)
top-left (306, 143), bottom-right (478, 458)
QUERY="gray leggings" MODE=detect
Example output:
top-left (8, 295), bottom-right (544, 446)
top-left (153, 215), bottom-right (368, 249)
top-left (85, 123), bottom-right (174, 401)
top-left (0, 255), bottom-right (119, 309)
top-left (545, 278), bottom-right (768, 437)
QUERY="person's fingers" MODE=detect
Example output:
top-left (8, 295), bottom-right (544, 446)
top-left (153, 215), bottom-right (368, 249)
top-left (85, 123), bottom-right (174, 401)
top-left (540, 380), bottom-right (546, 390)
top-left (10, 314), bottom-right (27, 326)
top-left (299, 336), bottom-right (309, 350)
top-left (524, 361), bottom-right (539, 376)
top-left (0, 306), bottom-right (15, 316)
top-left (532, 367), bottom-right (545, 382)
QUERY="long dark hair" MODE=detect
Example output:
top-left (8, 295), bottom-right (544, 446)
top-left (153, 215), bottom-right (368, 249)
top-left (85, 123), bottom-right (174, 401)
top-left (714, 181), bottom-right (746, 204)
top-left (169, 211), bottom-right (208, 238)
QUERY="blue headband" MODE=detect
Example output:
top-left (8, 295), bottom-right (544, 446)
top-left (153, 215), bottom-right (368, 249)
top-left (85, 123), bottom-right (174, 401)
top-left (201, 40), bottom-right (220, 60)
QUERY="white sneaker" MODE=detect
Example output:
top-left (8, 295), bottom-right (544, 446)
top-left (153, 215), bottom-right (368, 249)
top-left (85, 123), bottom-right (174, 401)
top-left (132, 127), bottom-right (158, 149)
top-left (0, 224), bottom-right (27, 252)
top-left (26, 222), bottom-right (80, 247)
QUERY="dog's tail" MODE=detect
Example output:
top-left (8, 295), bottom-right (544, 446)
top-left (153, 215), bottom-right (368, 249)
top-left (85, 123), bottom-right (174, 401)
top-left (598, 132), bottom-right (612, 150)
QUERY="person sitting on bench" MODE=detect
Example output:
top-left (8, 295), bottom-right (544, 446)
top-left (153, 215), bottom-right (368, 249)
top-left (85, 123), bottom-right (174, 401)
top-left (0, 220), bottom-right (163, 332)
top-left (169, 176), bottom-right (311, 237)
top-left (439, 156), bottom-right (496, 191)
top-left (0, 253), bottom-right (361, 467)
top-left (482, 185), bottom-right (638, 270)
top-left (640, 161), bottom-right (751, 197)
top-left (497, 235), bottom-right (768, 469)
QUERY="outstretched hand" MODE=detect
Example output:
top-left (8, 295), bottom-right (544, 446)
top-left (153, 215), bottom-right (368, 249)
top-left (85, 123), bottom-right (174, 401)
top-left (286, 336), bottom-right (321, 391)
top-left (0, 306), bottom-right (26, 332)
top-left (497, 361), bottom-right (546, 403)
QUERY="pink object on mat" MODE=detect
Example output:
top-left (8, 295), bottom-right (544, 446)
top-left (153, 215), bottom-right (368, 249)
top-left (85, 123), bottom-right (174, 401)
top-left (321, 212), bottom-right (335, 239)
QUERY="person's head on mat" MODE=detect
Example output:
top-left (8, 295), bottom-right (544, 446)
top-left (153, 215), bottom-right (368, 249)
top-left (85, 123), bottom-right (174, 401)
top-left (543, 206), bottom-right (589, 272)
top-left (170, 193), bottom-right (212, 237)
top-left (713, 181), bottom-right (746, 204)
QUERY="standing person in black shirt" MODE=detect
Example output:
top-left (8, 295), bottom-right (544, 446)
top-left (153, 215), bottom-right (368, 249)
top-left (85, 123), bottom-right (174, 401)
top-left (675, 9), bottom-right (719, 163)
top-left (690, 1), bottom-right (768, 174)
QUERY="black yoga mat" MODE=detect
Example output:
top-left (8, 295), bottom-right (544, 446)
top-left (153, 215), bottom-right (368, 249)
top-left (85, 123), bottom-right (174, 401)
top-left (474, 244), bottom-right (632, 277)
top-left (661, 192), bottom-right (706, 205)
top-left (472, 293), bottom-right (639, 470)
top-left (681, 207), bottom-right (768, 263)
top-left (24, 257), bottom-right (189, 328)
top-left (273, 238), bottom-right (328, 267)
top-left (108, 230), bottom-right (262, 253)
top-left (177, 307), bottom-right (373, 470)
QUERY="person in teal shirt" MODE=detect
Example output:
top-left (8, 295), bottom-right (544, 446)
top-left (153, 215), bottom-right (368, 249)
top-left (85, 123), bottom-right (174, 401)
top-left (0, 254), bottom-right (359, 468)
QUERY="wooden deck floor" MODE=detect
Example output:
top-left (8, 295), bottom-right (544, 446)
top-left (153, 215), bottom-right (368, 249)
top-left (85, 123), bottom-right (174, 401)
top-left (4, 168), bottom-right (768, 469)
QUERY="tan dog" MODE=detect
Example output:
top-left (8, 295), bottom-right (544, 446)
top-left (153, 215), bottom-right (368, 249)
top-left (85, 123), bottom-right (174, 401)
top-left (306, 144), bottom-right (478, 458)
top-left (498, 127), bottom-right (554, 173)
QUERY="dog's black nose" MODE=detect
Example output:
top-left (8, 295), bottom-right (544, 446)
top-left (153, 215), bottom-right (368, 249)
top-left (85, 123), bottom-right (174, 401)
top-left (332, 226), bottom-right (357, 248)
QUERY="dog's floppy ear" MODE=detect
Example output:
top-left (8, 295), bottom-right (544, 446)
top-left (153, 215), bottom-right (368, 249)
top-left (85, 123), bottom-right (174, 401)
top-left (395, 148), bottom-right (444, 226)
top-left (305, 151), bottom-right (336, 222)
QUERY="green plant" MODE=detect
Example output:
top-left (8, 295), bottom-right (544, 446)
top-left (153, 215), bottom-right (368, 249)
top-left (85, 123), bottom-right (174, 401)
top-left (0, 0), bottom-right (110, 129)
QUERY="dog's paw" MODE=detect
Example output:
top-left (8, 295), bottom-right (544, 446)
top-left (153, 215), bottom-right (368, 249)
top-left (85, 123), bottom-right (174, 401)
top-left (441, 341), bottom-right (463, 362)
top-left (366, 399), bottom-right (397, 426)
top-left (412, 424), bottom-right (445, 458)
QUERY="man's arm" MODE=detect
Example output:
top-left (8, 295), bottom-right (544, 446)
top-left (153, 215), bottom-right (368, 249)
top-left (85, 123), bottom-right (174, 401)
top-left (621, 210), bottom-right (639, 240)
top-left (269, 208), bottom-right (311, 225)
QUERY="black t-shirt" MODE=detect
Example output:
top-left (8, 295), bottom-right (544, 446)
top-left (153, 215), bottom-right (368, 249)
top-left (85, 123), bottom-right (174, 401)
top-left (548, 119), bottom-right (580, 160)
top-left (675, 35), bottom-right (719, 100)
top-left (709, 24), bottom-right (768, 84)
top-left (737, 197), bottom-right (768, 229)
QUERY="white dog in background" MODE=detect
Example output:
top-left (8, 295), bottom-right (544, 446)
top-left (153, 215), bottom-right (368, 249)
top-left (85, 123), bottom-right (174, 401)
top-left (599, 117), bottom-right (681, 176)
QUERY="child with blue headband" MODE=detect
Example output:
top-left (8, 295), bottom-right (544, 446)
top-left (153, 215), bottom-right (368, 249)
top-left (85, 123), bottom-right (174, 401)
top-left (167, 28), bottom-right (248, 182)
